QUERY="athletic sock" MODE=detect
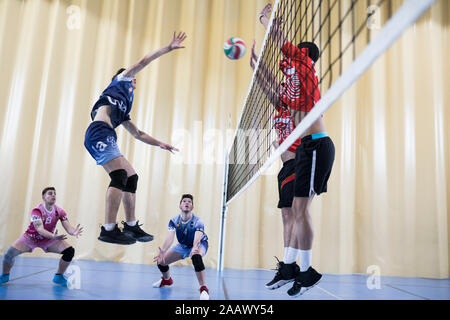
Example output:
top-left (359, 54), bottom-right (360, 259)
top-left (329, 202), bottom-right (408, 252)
top-left (126, 220), bottom-right (137, 227)
top-left (284, 247), bottom-right (299, 264)
top-left (283, 247), bottom-right (289, 262)
top-left (104, 223), bottom-right (116, 231)
top-left (299, 249), bottom-right (312, 271)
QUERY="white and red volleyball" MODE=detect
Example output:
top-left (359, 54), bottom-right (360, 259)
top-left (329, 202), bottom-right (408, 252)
top-left (223, 37), bottom-right (246, 60)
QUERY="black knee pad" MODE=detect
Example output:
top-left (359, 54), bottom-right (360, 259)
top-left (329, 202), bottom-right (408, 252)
top-left (191, 254), bottom-right (205, 272)
top-left (157, 264), bottom-right (169, 273)
top-left (108, 169), bottom-right (128, 190)
top-left (61, 247), bottom-right (75, 262)
top-left (123, 174), bottom-right (138, 193)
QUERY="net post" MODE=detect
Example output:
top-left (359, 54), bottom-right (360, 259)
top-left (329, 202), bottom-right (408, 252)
top-left (217, 150), bottom-right (229, 275)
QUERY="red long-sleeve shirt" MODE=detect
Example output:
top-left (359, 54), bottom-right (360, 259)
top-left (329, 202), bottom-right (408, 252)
top-left (279, 42), bottom-right (321, 112)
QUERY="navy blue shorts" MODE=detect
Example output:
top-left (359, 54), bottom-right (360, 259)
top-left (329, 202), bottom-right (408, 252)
top-left (84, 121), bottom-right (122, 165)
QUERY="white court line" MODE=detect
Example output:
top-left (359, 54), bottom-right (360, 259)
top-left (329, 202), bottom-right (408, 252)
top-left (7, 268), bottom-right (55, 282)
top-left (315, 284), bottom-right (344, 300)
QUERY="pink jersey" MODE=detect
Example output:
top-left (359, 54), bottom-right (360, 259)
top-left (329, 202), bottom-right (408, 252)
top-left (24, 204), bottom-right (67, 241)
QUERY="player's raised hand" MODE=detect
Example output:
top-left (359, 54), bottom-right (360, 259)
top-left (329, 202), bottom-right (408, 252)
top-left (169, 31), bottom-right (187, 51)
top-left (159, 142), bottom-right (179, 154)
top-left (71, 224), bottom-right (84, 238)
top-left (259, 3), bottom-right (272, 20)
top-left (154, 247), bottom-right (166, 265)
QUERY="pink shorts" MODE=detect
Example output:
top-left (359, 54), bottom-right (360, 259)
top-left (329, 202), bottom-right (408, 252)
top-left (18, 234), bottom-right (59, 253)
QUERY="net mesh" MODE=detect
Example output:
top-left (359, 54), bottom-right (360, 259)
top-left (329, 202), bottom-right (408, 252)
top-left (226, 0), bottom-right (392, 202)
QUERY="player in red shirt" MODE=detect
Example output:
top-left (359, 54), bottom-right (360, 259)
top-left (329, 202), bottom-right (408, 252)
top-left (250, 4), bottom-right (303, 291)
top-left (258, 3), bottom-right (335, 297)
top-left (1, 187), bottom-right (83, 287)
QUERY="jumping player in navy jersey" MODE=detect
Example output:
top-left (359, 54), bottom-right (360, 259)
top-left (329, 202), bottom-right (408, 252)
top-left (84, 31), bottom-right (187, 245)
top-left (153, 194), bottom-right (210, 300)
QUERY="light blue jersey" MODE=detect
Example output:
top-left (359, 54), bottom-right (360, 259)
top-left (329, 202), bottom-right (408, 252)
top-left (168, 214), bottom-right (208, 247)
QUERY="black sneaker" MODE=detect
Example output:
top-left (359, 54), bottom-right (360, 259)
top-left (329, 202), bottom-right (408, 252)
top-left (122, 221), bottom-right (154, 242)
top-left (287, 266), bottom-right (322, 297)
top-left (265, 257), bottom-right (300, 290)
top-left (98, 224), bottom-right (136, 245)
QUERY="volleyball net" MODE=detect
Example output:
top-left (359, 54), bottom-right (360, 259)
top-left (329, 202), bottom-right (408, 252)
top-left (218, 0), bottom-right (436, 272)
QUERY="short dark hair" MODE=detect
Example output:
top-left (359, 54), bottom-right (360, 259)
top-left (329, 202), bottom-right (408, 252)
top-left (180, 194), bottom-right (194, 204)
top-left (42, 187), bottom-right (56, 196)
top-left (112, 68), bottom-right (126, 81)
top-left (297, 42), bottom-right (320, 63)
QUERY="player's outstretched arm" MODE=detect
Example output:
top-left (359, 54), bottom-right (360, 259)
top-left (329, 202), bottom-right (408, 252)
top-left (61, 220), bottom-right (83, 238)
top-left (258, 3), bottom-right (287, 50)
top-left (189, 231), bottom-right (204, 257)
top-left (154, 231), bottom-right (176, 265)
top-left (32, 218), bottom-right (67, 240)
top-left (259, 3), bottom-right (272, 29)
top-left (122, 120), bottom-right (179, 154)
top-left (250, 40), bottom-right (282, 107)
top-left (122, 31), bottom-right (187, 79)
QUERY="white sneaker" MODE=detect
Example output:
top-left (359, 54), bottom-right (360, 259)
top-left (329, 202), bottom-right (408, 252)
top-left (200, 287), bottom-right (210, 300)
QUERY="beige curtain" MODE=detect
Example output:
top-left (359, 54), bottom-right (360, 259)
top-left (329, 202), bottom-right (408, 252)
top-left (0, 0), bottom-right (448, 278)
top-left (225, 0), bottom-right (450, 279)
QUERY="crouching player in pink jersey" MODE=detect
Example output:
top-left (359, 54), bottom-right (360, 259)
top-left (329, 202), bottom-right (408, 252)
top-left (1, 187), bottom-right (83, 287)
top-left (152, 194), bottom-right (210, 300)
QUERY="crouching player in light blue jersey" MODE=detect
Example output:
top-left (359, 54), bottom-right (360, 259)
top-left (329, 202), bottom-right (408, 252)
top-left (153, 194), bottom-right (210, 300)
top-left (84, 31), bottom-right (187, 245)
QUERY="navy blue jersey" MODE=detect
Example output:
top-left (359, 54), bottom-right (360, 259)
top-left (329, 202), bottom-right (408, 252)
top-left (91, 73), bottom-right (135, 128)
top-left (168, 214), bottom-right (208, 247)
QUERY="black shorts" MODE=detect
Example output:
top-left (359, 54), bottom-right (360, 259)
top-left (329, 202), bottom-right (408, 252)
top-left (294, 134), bottom-right (335, 197)
top-left (277, 159), bottom-right (296, 208)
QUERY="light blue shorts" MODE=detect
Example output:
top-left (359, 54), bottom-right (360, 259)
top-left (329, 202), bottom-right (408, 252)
top-left (172, 241), bottom-right (208, 259)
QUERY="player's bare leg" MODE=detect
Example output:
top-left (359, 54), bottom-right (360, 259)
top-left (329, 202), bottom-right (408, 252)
top-left (1, 239), bottom-right (31, 284)
top-left (102, 156), bottom-right (126, 224)
top-left (97, 156), bottom-right (136, 245)
top-left (191, 247), bottom-right (209, 299)
top-left (288, 195), bottom-right (322, 297)
top-left (281, 207), bottom-right (294, 248)
top-left (153, 249), bottom-right (183, 288)
top-left (47, 241), bottom-right (73, 275)
top-left (290, 196), bottom-right (314, 251)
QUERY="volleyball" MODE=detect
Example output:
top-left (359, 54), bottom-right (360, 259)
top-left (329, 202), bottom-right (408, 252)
top-left (223, 37), bottom-right (246, 60)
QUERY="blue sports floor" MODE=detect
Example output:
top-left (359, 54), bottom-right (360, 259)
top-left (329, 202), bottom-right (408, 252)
top-left (0, 256), bottom-right (448, 300)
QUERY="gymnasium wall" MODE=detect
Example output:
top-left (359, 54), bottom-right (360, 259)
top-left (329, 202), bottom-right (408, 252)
top-left (0, 0), bottom-right (448, 278)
